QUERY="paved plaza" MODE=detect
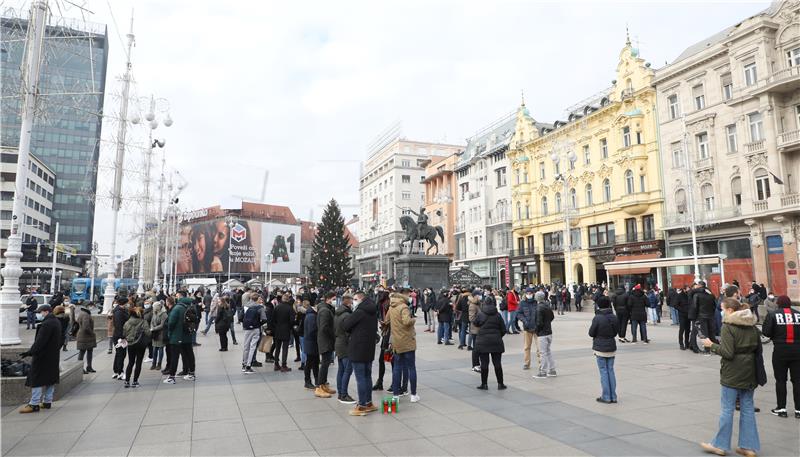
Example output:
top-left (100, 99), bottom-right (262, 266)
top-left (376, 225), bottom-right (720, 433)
top-left (2, 311), bottom-right (798, 457)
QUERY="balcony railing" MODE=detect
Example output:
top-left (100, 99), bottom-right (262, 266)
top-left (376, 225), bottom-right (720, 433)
top-left (663, 206), bottom-right (742, 227)
top-left (694, 157), bottom-right (713, 170)
top-left (615, 232), bottom-right (663, 245)
top-left (745, 139), bottom-right (766, 154)
top-left (486, 214), bottom-right (511, 225)
top-left (753, 200), bottom-right (769, 212)
top-left (781, 193), bottom-right (800, 207)
top-left (509, 247), bottom-right (539, 257)
top-left (487, 247), bottom-right (512, 257)
top-left (778, 129), bottom-right (800, 150)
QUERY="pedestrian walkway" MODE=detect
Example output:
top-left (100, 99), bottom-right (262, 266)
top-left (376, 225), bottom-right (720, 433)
top-left (3, 313), bottom-right (798, 456)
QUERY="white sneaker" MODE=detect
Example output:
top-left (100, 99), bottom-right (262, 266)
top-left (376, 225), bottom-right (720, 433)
top-left (410, 394), bottom-right (420, 403)
top-left (471, 366), bottom-right (480, 373)
top-left (111, 373), bottom-right (119, 379)
top-left (144, 358), bottom-right (152, 363)
top-left (183, 374), bottom-right (195, 381)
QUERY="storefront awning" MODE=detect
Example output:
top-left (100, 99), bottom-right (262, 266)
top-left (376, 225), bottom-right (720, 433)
top-left (605, 254), bottom-right (726, 275)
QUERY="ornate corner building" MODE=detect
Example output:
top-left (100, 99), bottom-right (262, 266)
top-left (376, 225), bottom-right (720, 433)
top-left (508, 39), bottom-right (664, 287)
top-left (653, 0), bottom-right (800, 299)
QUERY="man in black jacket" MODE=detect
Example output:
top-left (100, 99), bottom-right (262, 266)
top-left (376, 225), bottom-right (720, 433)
top-left (272, 293), bottom-right (296, 372)
top-left (693, 281), bottom-right (718, 352)
top-left (112, 297), bottom-right (129, 379)
top-left (612, 287), bottom-right (630, 343)
top-left (316, 292), bottom-right (337, 396)
top-left (25, 294), bottom-right (38, 330)
top-left (19, 305), bottom-right (61, 413)
top-left (626, 285), bottom-right (649, 344)
top-left (343, 292), bottom-right (379, 415)
top-left (673, 286), bottom-right (691, 350)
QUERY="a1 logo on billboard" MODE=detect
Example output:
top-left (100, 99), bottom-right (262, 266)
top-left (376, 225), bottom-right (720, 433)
top-left (231, 223), bottom-right (247, 243)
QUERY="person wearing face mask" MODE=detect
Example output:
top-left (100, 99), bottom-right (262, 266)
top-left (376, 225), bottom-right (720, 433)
top-left (518, 287), bottom-right (540, 371)
top-left (19, 305), bottom-right (62, 413)
top-left (142, 299), bottom-right (154, 363)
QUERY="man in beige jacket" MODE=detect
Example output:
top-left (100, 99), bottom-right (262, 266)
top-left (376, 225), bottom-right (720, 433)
top-left (387, 288), bottom-right (419, 403)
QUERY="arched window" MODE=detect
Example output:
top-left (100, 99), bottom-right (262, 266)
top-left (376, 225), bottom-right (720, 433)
top-left (731, 177), bottom-right (742, 207)
top-left (569, 188), bottom-right (577, 209)
top-left (555, 192), bottom-right (562, 212)
top-left (585, 184), bottom-right (593, 206)
top-left (516, 202), bottom-right (522, 220)
top-left (675, 189), bottom-right (687, 214)
top-left (625, 169), bottom-right (634, 194)
top-left (541, 197), bottom-right (548, 216)
top-left (701, 183), bottom-right (715, 210)
top-left (603, 179), bottom-right (611, 202)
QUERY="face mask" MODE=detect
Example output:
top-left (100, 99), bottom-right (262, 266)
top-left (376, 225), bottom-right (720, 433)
top-left (768, 294), bottom-right (774, 300)
top-left (36, 312), bottom-right (44, 320)
top-left (353, 300), bottom-right (361, 310)
top-left (525, 294), bottom-right (533, 299)
top-left (145, 304), bottom-right (152, 309)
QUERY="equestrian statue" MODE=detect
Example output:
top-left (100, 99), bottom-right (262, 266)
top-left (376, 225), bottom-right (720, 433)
top-left (398, 207), bottom-right (445, 255)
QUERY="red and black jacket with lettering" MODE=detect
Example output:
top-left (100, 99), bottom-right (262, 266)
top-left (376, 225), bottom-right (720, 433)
top-left (762, 306), bottom-right (800, 352)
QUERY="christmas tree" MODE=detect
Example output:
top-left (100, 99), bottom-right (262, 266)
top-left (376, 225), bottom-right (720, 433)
top-left (309, 199), bottom-right (353, 290)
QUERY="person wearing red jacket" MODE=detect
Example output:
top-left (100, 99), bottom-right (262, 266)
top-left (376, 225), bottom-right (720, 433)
top-left (506, 289), bottom-right (520, 334)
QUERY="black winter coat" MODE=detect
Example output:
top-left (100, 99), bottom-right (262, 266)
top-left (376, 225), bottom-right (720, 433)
top-left (457, 294), bottom-right (471, 323)
top-left (334, 306), bottom-right (352, 358)
top-left (25, 313), bottom-right (61, 387)
top-left (535, 302), bottom-right (554, 336)
top-left (436, 295), bottom-right (452, 322)
top-left (693, 289), bottom-right (717, 319)
top-left (113, 306), bottom-right (129, 340)
top-left (612, 288), bottom-right (628, 315)
top-left (316, 303), bottom-right (335, 354)
top-left (342, 298), bottom-right (378, 363)
top-left (626, 289), bottom-right (648, 322)
top-left (272, 302), bottom-right (295, 341)
top-left (589, 308), bottom-right (619, 353)
top-left (474, 304), bottom-right (506, 354)
top-left (215, 308), bottom-right (233, 333)
top-left (675, 291), bottom-right (689, 315)
top-left (303, 307), bottom-right (319, 355)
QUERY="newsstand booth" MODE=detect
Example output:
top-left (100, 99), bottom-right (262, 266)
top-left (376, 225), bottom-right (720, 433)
top-left (604, 254), bottom-right (728, 293)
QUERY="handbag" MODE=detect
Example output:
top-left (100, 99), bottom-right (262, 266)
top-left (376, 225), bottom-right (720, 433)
top-left (258, 335), bottom-right (274, 353)
top-left (754, 331), bottom-right (767, 387)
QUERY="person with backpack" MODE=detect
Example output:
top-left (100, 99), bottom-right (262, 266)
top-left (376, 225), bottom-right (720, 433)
top-left (215, 296), bottom-right (234, 352)
top-left (761, 295), bottom-right (800, 419)
top-left (164, 291), bottom-right (196, 384)
top-left (122, 307), bottom-right (151, 388)
top-left (700, 298), bottom-right (761, 457)
top-left (589, 296), bottom-right (619, 403)
top-left (241, 294), bottom-right (267, 374)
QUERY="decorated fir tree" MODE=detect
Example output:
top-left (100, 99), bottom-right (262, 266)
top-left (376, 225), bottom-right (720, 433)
top-left (309, 199), bottom-right (353, 289)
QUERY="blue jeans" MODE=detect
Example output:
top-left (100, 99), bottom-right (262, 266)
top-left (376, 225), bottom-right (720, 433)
top-left (203, 316), bottom-right (215, 334)
top-left (26, 310), bottom-right (36, 329)
top-left (670, 306), bottom-right (679, 324)
top-left (153, 346), bottom-right (164, 366)
top-left (336, 357), bottom-right (353, 397)
top-left (596, 356), bottom-right (617, 402)
top-left (507, 311), bottom-right (518, 332)
top-left (630, 320), bottom-right (647, 341)
top-left (352, 361), bottom-right (372, 407)
top-left (459, 323), bottom-right (468, 346)
top-left (30, 385), bottom-right (55, 405)
top-left (391, 351), bottom-right (417, 396)
top-left (711, 386), bottom-right (760, 452)
top-left (299, 336), bottom-right (307, 364)
top-left (437, 322), bottom-right (450, 342)
top-left (501, 310), bottom-right (509, 328)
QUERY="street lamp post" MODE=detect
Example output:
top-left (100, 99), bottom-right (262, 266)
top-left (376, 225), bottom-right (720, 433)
top-left (50, 222), bottom-right (60, 294)
top-left (0, 0), bottom-right (47, 346)
top-left (551, 143), bottom-right (577, 288)
top-left (102, 18), bottom-right (136, 314)
top-left (226, 216), bottom-right (237, 283)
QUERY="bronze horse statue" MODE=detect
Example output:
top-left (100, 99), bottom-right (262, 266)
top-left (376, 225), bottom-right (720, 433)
top-left (399, 215), bottom-right (445, 255)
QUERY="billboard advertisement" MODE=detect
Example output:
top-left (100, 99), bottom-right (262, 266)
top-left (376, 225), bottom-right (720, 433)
top-left (176, 219), bottom-right (301, 275)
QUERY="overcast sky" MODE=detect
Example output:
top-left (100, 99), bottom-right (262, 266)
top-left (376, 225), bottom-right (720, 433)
top-left (28, 0), bottom-right (774, 261)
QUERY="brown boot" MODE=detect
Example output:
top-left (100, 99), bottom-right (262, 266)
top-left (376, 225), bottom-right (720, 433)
top-left (322, 384), bottom-right (337, 395)
top-left (314, 386), bottom-right (331, 398)
top-left (19, 404), bottom-right (39, 414)
top-left (363, 402), bottom-right (379, 413)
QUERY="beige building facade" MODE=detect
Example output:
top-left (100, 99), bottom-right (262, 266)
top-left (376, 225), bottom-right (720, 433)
top-left (653, 0), bottom-right (800, 299)
top-left (422, 153), bottom-right (459, 259)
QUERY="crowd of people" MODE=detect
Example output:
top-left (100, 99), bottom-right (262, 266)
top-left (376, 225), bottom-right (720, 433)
top-left (15, 278), bottom-right (800, 457)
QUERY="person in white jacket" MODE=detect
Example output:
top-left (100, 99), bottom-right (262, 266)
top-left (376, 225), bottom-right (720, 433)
top-left (201, 292), bottom-right (220, 335)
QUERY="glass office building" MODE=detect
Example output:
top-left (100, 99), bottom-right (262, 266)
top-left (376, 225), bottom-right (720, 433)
top-left (1, 13), bottom-right (108, 256)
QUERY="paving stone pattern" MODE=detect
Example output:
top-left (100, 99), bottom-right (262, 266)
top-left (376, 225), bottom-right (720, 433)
top-left (2, 312), bottom-right (798, 456)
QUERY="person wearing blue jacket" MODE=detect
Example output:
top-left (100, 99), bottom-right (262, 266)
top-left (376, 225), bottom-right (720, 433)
top-left (646, 288), bottom-right (659, 324)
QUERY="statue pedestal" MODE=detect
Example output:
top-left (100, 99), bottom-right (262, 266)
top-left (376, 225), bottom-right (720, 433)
top-left (394, 255), bottom-right (450, 290)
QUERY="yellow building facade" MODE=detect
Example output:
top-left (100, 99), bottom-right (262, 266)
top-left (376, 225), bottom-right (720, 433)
top-left (509, 40), bottom-right (665, 287)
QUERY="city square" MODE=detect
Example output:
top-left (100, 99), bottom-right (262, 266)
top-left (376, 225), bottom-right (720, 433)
top-left (2, 0), bottom-right (800, 456)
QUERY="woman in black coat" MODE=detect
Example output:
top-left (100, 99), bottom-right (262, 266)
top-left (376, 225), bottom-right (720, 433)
top-left (19, 306), bottom-right (62, 413)
top-left (626, 286), bottom-right (649, 343)
top-left (473, 297), bottom-right (507, 390)
top-left (302, 304), bottom-right (319, 390)
top-left (589, 297), bottom-right (620, 403)
top-left (214, 297), bottom-right (233, 351)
